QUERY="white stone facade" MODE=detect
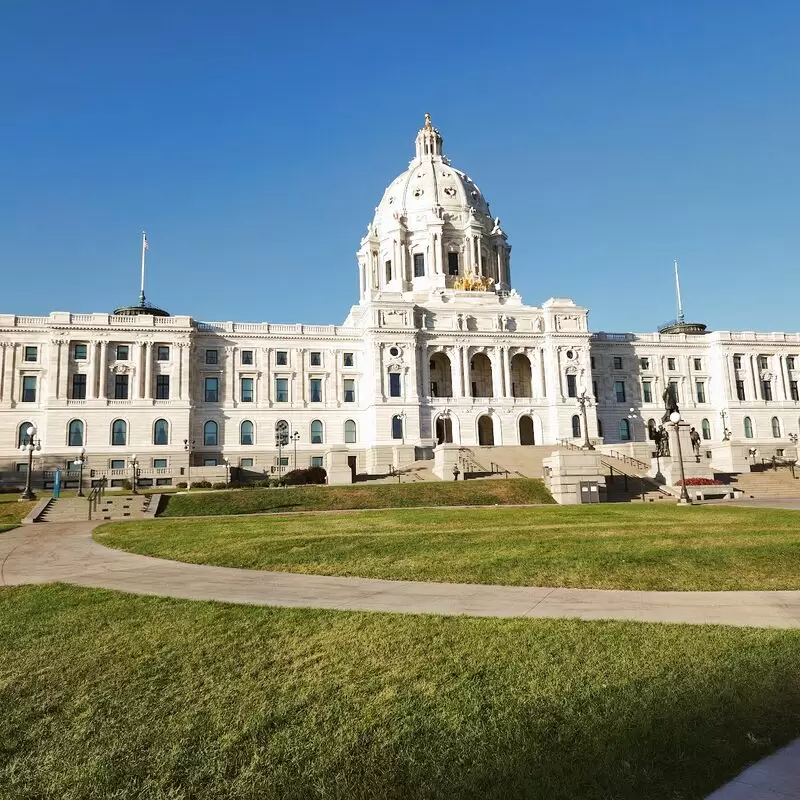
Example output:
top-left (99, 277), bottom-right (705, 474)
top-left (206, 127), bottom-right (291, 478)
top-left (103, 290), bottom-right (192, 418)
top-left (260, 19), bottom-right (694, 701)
top-left (1, 117), bottom-right (798, 485)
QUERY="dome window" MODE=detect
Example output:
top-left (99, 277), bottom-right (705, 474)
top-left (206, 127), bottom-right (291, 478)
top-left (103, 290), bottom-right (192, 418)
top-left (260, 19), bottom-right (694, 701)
top-left (413, 187), bottom-right (424, 198)
top-left (447, 252), bottom-right (460, 276)
top-left (413, 253), bottom-right (425, 278)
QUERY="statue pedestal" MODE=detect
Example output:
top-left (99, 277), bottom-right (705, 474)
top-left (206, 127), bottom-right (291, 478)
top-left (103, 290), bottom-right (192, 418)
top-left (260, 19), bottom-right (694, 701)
top-left (660, 422), bottom-right (715, 486)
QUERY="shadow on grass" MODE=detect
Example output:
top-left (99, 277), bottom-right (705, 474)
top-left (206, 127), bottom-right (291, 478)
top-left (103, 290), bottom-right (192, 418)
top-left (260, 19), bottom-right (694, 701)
top-left (1, 586), bottom-right (798, 800)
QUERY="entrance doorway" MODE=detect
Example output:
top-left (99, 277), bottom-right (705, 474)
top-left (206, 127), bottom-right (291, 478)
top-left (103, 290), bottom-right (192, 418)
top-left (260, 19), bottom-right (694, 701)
top-left (518, 415), bottom-right (535, 445)
top-left (435, 416), bottom-right (453, 444)
top-left (477, 415), bottom-right (494, 446)
top-left (347, 455), bottom-right (357, 482)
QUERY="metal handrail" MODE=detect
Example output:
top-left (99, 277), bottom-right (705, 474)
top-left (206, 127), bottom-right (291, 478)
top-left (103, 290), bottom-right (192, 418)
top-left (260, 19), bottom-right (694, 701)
top-left (86, 477), bottom-right (107, 520)
top-left (605, 450), bottom-right (649, 471)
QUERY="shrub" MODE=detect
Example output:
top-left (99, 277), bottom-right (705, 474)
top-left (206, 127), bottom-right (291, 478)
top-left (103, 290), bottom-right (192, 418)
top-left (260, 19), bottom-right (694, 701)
top-left (306, 466), bottom-right (327, 485)
top-left (175, 482), bottom-right (188, 489)
top-left (191, 480), bottom-right (212, 489)
top-left (211, 482), bottom-right (228, 490)
top-left (120, 479), bottom-right (132, 490)
top-left (676, 477), bottom-right (723, 486)
top-left (282, 467), bottom-right (327, 486)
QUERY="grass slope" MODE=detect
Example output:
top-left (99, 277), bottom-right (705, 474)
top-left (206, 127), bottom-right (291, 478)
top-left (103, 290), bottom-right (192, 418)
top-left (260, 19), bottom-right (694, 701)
top-left (158, 478), bottom-right (554, 517)
top-left (0, 494), bottom-right (35, 532)
top-left (2, 584), bottom-right (800, 800)
top-left (98, 504), bottom-right (800, 591)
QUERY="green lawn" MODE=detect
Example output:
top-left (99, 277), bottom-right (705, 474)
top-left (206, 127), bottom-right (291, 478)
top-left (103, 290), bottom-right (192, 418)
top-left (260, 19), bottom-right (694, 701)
top-left (0, 494), bottom-right (35, 533)
top-left (97, 504), bottom-right (800, 591)
top-left (2, 584), bottom-right (799, 800)
top-left (157, 478), bottom-right (554, 517)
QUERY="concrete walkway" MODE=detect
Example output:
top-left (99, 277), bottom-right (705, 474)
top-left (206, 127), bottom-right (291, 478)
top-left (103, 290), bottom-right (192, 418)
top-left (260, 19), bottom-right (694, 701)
top-left (705, 738), bottom-right (800, 799)
top-left (3, 520), bottom-right (800, 628)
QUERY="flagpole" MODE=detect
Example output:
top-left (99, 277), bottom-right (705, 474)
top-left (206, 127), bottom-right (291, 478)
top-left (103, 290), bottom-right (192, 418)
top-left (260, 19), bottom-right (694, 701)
top-left (674, 259), bottom-right (684, 324)
top-left (139, 231), bottom-right (147, 306)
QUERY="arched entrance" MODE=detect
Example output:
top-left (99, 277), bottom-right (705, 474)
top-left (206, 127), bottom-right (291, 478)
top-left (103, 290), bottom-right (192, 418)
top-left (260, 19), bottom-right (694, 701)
top-left (477, 414), bottom-right (494, 445)
top-left (510, 354), bottom-right (532, 398)
top-left (470, 353), bottom-right (493, 398)
top-left (518, 415), bottom-right (535, 445)
top-left (429, 352), bottom-right (453, 398)
top-left (435, 416), bottom-right (453, 444)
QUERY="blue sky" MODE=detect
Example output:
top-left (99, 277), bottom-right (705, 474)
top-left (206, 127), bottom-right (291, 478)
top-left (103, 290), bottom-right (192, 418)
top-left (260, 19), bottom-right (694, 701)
top-left (2, 1), bottom-right (798, 333)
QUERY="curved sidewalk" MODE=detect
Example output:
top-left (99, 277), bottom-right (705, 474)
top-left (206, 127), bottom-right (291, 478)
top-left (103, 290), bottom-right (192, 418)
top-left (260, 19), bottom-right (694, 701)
top-left (3, 521), bottom-right (800, 628)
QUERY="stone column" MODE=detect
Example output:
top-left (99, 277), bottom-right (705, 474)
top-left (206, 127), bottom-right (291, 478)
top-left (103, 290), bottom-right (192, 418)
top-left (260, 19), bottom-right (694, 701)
top-left (133, 344), bottom-right (143, 400)
top-left (750, 355), bottom-right (759, 398)
top-left (492, 348), bottom-right (503, 398)
top-left (87, 341), bottom-right (97, 399)
top-left (179, 343), bottom-right (191, 401)
top-left (420, 345), bottom-right (430, 398)
top-left (144, 342), bottom-right (154, 400)
top-left (98, 341), bottom-right (108, 400)
top-left (778, 355), bottom-right (789, 400)
top-left (503, 347), bottom-right (512, 399)
top-left (451, 346), bottom-right (463, 398)
top-left (47, 340), bottom-right (61, 402)
top-left (539, 347), bottom-right (547, 398)
top-left (463, 348), bottom-right (471, 397)
top-left (0, 342), bottom-right (6, 402)
top-left (228, 346), bottom-right (236, 403)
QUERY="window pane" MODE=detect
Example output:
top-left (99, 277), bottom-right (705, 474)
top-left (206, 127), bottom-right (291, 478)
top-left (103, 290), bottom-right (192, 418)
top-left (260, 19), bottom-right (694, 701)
top-left (389, 373), bottom-right (401, 397)
top-left (205, 349), bottom-right (218, 365)
top-left (736, 380), bottom-right (746, 401)
top-left (204, 421), bottom-right (218, 446)
top-left (744, 417), bottom-right (753, 438)
top-left (639, 357), bottom-right (649, 370)
top-left (116, 345), bottom-right (129, 360)
top-left (204, 377), bottom-right (218, 402)
top-left (110, 459), bottom-right (125, 469)
top-left (762, 381), bottom-right (773, 401)
top-left (275, 378), bottom-right (288, 402)
top-left (571, 415), bottom-right (581, 438)
top-left (447, 252), bottom-right (459, 275)
top-left (310, 352), bottom-right (321, 366)
top-left (156, 374), bottom-right (170, 399)
top-left (695, 381), bottom-right (706, 403)
top-left (241, 350), bottom-right (253, 365)
top-left (642, 381), bottom-right (652, 403)
top-left (701, 419), bottom-right (711, 440)
top-left (154, 419), bottom-right (168, 445)
top-left (22, 376), bottom-right (37, 402)
top-left (153, 458), bottom-right (168, 469)
top-left (391, 415), bottom-right (403, 439)
top-left (72, 374), bottom-right (86, 399)
top-left (566, 374), bottom-right (577, 398)
top-left (667, 358), bottom-right (676, 370)
top-left (276, 351), bottom-right (287, 366)
top-left (114, 375), bottom-right (128, 399)
top-left (693, 358), bottom-right (702, 370)
top-left (68, 421), bottom-right (83, 447)
top-left (156, 346), bottom-right (170, 361)
top-left (310, 379), bottom-right (322, 402)
top-left (310, 420), bottom-right (323, 444)
top-left (614, 381), bottom-right (626, 403)
top-left (343, 352), bottom-right (354, 367)
top-left (613, 357), bottom-right (622, 369)
top-left (24, 346), bottom-right (38, 362)
top-left (619, 419), bottom-right (630, 441)
top-left (413, 253), bottom-right (424, 277)
top-left (344, 379), bottom-right (355, 403)
top-left (241, 421), bottom-right (254, 446)
top-left (240, 377), bottom-right (254, 402)
top-left (73, 343), bottom-right (87, 360)
top-left (240, 458), bottom-right (254, 467)
top-left (112, 420), bottom-right (127, 446)
top-left (344, 420), bottom-right (356, 443)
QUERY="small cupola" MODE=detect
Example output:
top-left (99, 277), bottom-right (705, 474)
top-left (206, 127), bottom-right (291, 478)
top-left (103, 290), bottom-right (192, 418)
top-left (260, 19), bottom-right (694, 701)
top-left (414, 113), bottom-right (443, 160)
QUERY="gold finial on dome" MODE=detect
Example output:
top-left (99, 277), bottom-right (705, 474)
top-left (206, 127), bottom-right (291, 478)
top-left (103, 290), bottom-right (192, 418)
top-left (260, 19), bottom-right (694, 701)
top-left (424, 112), bottom-right (432, 129)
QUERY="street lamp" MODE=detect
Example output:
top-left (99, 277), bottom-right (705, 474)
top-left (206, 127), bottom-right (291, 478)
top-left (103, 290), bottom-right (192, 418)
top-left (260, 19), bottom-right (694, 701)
top-left (720, 409), bottom-right (731, 441)
top-left (74, 448), bottom-right (86, 497)
top-left (129, 454), bottom-right (139, 495)
top-left (669, 411), bottom-right (691, 505)
top-left (290, 431), bottom-right (300, 469)
top-left (399, 410), bottom-right (407, 445)
top-left (223, 458), bottom-right (230, 487)
top-left (18, 423), bottom-right (41, 501)
top-left (184, 439), bottom-right (195, 488)
top-left (627, 406), bottom-right (641, 441)
top-left (576, 391), bottom-right (595, 450)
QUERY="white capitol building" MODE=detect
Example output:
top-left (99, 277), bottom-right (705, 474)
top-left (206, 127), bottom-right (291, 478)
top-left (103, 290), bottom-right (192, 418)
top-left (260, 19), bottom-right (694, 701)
top-left (1, 116), bottom-right (798, 487)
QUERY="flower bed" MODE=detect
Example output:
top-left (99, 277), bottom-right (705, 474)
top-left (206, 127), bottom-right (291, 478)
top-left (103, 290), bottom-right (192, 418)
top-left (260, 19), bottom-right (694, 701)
top-left (676, 478), bottom-right (724, 486)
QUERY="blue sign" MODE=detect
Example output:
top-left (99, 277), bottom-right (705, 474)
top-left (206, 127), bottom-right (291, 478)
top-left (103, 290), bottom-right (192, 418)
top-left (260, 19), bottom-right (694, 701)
top-left (53, 468), bottom-right (61, 499)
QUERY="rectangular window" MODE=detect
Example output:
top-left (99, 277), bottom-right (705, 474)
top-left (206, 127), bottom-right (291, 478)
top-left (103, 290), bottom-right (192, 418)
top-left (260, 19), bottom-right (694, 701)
top-left (310, 456), bottom-right (324, 468)
top-left (639, 357), bottom-right (650, 370)
top-left (24, 346), bottom-right (38, 362)
top-left (204, 377), bottom-right (219, 402)
top-left (613, 356), bottom-right (622, 369)
top-left (668, 380), bottom-right (679, 404)
top-left (240, 458), bottom-right (254, 468)
top-left (275, 377), bottom-right (289, 402)
top-left (791, 381), bottom-right (799, 401)
top-left (447, 252), bottom-right (459, 276)
top-left (762, 380), bottom-right (773, 401)
top-left (71, 373), bottom-right (86, 399)
top-left (156, 374), bottom-right (170, 399)
top-left (153, 458), bottom-right (168, 469)
top-left (277, 456), bottom-right (289, 467)
top-left (642, 380), bottom-right (652, 403)
top-left (116, 345), bottom-right (129, 361)
top-left (276, 351), bottom-right (288, 366)
top-left (240, 377), bottom-right (254, 402)
top-left (389, 372), bottom-right (401, 398)
top-left (204, 458), bottom-right (218, 467)
top-left (430, 381), bottom-right (438, 397)
top-left (385, 260), bottom-right (392, 282)
top-left (114, 374), bottom-right (128, 399)
top-left (110, 459), bottom-right (125, 470)
top-left (21, 376), bottom-right (37, 402)
top-left (592, 380), bottom-right (598, 399)
top-left (343, 378), bottom-right (355, 403)
top-left (156, 345), bottom-right (170, 361)
top-left (413, 253), bottom-right (425, 277)
top-left (205, 349), bottom-right (218, 365)
top-left (667, 357), bottom-right (676, 370)
top-left (310, 378), bottom-right (322, 402)
top-left (736, 379), bottom-right (746, 401)
top-left (241, 350), bottom-right (253, 365)
top-left (590, 356), bottom-right (596, 369)
top-left (73, 343), bottom-right (87, 360)
top-left (310, 352), bottom-right (321, 366)
top-left (614, 381), bottom-right (626, 403)
top-left (343, 352), bottom-right (354, 367)
top-left (788, 356), bottom-right (796, 371)
top-left (566, 374), bottom-right (577, 398)
top-left (695, 381), bottom-right (706, 403)
top-left (758, 355), bottom-right (769, 370)
top-left (733, 355), bottom-right (742, 370)
top-left (693, 358), bottom-right (702, 371)
top-left (16, 463), bottom-right (28, 473)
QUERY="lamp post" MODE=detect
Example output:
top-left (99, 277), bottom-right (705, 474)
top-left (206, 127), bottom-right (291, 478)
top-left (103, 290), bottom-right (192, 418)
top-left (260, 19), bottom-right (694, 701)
top-left (19, 424), bottom-right (42, 501)
top-left (223, 458), bottom-right (230, 487)
top-left (400, 410), bottom-right (407, 445)
top-left (275, 433), bottom-right (285, 474)
top-left (720, 409), bottom-right (731, 441)
top-left (74, 448), bottom-right (86, 497)
top-left (183, 439), bottom-right (194, 489)
top-left (627, 406), bottom-right (640, 441)
top-left (576, 391), bottom-right (595, 450)
top-left (669, 411), bottom-right (691, 505)
top-left (290, 430), bottom-right (300, 469)
top-left (129, 454), bottom-right (139, 495)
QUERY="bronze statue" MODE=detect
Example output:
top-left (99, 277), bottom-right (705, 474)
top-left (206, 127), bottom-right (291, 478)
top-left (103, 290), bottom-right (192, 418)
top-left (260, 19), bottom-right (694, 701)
top-left (654, 425), bottom-right (670, 457)
top-left (661, 385), bottom-right (680, 423)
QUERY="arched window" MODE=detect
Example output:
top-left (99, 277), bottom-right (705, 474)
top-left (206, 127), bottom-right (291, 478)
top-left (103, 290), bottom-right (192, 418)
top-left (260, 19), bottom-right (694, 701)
top-left (68, 419), bottom-right (84, 447)
top-left (744, 417), bottom-right (753, 439)
top-left (310, 420), bottom-right (323, 444)
top-left (571, 414), bottom-right (581, 438)
top-left (275, 419), bottom-right (289, 446)
top-left (153, 418), bottom-right (169, 446)
top-left (771, 417), bottom-right (781, 438)
top-left (240, 420), bottom-right (254, 446)
top-left (204, 420), bottom-right (218, 447)
top-left (701, 419), bottom-right (711, 440)
top-left (344, 419), bottom-right (356, 444)
top-left (17, 421), bottom-right (33, 447)
top-left (111, 419), bottom-right (127, 446)
top-left (619, 418), bottom-right (631, 441)
top-left (597, 418), bottom-right (604, 438)
top-left (391, 415), bottom-right (404, 440)
top-left (647, 419), bottom-right (657, 440)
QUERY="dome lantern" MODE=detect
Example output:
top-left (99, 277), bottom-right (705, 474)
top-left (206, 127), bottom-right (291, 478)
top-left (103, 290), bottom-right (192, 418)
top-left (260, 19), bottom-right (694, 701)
top-left (415, 113), bottom-right (443, 160)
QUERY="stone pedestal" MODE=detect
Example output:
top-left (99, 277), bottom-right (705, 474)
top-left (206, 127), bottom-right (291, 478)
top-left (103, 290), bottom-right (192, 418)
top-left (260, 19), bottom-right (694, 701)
top-left (542, 451), bottom-right (606, 505)
top-left (325, 448), bottom-right (354, 485)
top-left (656, 422), bottom-right (715, 486)
top-left (432, 444), bottom-right (462, 480)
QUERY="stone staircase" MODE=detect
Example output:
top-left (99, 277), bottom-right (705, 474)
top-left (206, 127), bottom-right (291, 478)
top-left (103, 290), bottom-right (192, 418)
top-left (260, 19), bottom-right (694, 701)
top-left (357, 460), bottom-right (440, 485)
top-left (722, 468), bottom-right (800, 499)
top-left (36, 494), bottom-right (155, 523)
top-left (460, 445), bottom-right (565, 478)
